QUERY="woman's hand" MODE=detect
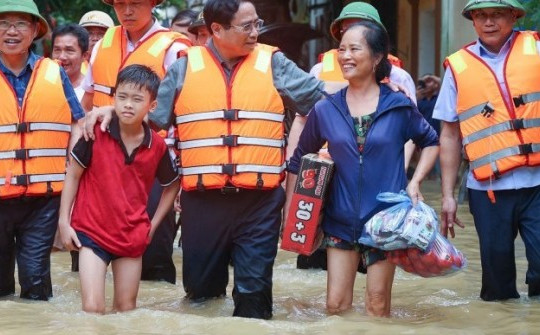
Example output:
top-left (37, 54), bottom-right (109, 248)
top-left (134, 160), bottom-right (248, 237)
top-left (406, 180), bottom-right (424, 206)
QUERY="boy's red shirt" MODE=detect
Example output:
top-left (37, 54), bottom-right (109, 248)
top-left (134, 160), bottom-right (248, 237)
top-left (71, 119), bottom-right (177, 257)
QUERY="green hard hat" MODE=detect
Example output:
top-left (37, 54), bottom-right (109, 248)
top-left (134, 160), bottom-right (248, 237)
top-left (188, 11), bottom-right (205, 34)
top-left (0, 0), bottom-right (49, 39)
top-left (462, 0), bottom-right (526, 20)
top-left (330, 2), bottom-right (385, 42)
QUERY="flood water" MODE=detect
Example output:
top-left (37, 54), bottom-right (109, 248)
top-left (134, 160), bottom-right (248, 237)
top-left (1, 180), bottom-right (539, 335)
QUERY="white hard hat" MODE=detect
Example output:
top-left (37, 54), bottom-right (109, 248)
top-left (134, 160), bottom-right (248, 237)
top-left (79, 10), bottom-right (114, 29)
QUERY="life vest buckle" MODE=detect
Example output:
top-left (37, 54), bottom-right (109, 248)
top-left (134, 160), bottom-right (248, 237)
top-left (511, 118), bottom-right (524, 130)
top-left (519, 143), bottom-right (533, 155)
top-left (480, 103), bottom-right (494, 118)
top-left (222, 135), bottom-right (238, 147)
top-left (223, 109), bottom-right (239, 121)
top-left (513, 95), bottom-right (525, 108)
top-left (17, 122), bottom-right (29, 133)
top-left (15, 174), bottom-right (29, 186)
top-left (222, 164), bottom-right (236, 176)
top-left (14, 149), bottom-right (28, 160)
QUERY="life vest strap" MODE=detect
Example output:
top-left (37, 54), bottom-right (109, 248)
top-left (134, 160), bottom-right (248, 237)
top-left (94, 83), bottom-right (115, 96)
top-left (164, 138), bottom-right (176, 147)
top-left (0, 173), bottom-right (65, 186)
top-left (513, 91), bottom-right (540, 107)
top-left (177, 136), bottom-right (285, 150)
top-left (470, 143), bottom-right (540, 170)
top-left (458, 102), bottom-right (494, 122)
top-left (176, 109), bottom-right (284, 124)
top-left (0, 148), bottom-right (67, 160)
top-left (0, 122), bottom-right (71, 134)
top-left (179, 162), bottom-right (286, 176)
top-left (463, 118), bottom-right (540, 145)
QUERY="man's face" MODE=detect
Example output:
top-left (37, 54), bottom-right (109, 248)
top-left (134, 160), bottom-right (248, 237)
top-left (85, 26), bottom-right (107, 53)
top-left (0, 13), bottom-right (37, 57)
top-left (212, 2), bottom-right (260, 58)
top-left (52, 34), bottom-right (86, 81)
top-left (113, 0), bottom-right (155, 33)
top-left (471, 8), bottom-right (517, 53)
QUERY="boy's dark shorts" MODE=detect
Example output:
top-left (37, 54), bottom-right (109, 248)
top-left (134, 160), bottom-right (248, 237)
top-left (76, 231), bottom-right (120, 265)
top-left (322, 235), bottom-right (386, 274)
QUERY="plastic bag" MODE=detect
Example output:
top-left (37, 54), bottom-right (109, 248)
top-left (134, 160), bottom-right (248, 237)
top-left (386, 234), bottom-right (467, 278)
top-left (358, 191), bottom-right (438, 251)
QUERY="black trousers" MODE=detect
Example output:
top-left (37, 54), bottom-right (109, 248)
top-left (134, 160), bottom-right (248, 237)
top-left (0, 196), bottom-right (59, 300)
top-left (181, 187), bottom-right (284, 319)
top-left (141, 179), bottom-right (178, 284)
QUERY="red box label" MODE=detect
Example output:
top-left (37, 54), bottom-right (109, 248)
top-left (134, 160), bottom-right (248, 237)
top-left (281, 154), bottom-right (334, 255)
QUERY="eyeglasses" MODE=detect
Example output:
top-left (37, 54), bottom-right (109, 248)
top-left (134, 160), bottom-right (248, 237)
top-left (470, 9), bottom-right (514, 22)
top-left (227, 19), bottom-right (264, 33)
top-left (0, 20), bottom-right (33, 32)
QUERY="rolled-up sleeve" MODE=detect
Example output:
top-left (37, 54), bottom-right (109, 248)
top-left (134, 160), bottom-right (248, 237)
top-left (272, 52), bottom-right (324, 116)
top-left (288, 105), bottom-right (325, 173)
top-left (150, 58), bottom-right (188, 129)
top-left (432, 69), bottom-right (458, 122)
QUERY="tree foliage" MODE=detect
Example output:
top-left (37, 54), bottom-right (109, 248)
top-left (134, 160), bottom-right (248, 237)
top-left (35, 0), bottom-right (186, 26)
top-left (518, 0), bottom-right (540, 30)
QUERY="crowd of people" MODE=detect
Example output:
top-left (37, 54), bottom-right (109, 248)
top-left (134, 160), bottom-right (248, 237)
top-left (1, 0), bottom-right (539, 321)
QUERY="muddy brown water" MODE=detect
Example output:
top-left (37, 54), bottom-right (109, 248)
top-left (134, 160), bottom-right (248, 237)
top-left (1, 181), bottom-right (538, 335)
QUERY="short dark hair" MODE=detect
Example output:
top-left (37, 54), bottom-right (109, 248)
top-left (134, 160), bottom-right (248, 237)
top-left (171, 9), bottom-right (198, 26)
top-left (203, 0), bottom-right (250, 35)
top-left (115, 65), bottom-right (160, 101)
top-left (343, 21), bottom-right (391, 82)
top-left (52, 23), bottom-right (89, 54)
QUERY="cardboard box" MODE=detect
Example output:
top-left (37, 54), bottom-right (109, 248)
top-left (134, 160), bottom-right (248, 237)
top-left (281, 153), bottom-right (334, 255)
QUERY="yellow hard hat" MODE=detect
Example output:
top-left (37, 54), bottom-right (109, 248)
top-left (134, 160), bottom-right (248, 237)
top-left (79, 10), bottom-right (114, 29)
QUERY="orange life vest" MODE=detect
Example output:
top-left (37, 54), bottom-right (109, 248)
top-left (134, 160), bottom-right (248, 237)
top-left (318, 49), bottom-right (403, 83)
top-left (445, 31), bottom-right (540, 181)
top-left (0, 58), bottom-right (71, 199)
top-left (174, 44), bottom-right (286, 191)
top-left (92, 25), bottom-right (191, 107)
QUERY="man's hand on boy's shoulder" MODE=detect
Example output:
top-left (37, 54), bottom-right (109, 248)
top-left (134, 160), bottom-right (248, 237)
top-left (83, 106), bottom-right (115, 140)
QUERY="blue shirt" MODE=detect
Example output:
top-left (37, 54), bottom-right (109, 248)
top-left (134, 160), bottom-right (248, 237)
top-left (289, 85), bottom-right (438, 242)
top-left (0, 52), bottom-right (85, 120)
top-left (433, 31), bottom-right (540, 191)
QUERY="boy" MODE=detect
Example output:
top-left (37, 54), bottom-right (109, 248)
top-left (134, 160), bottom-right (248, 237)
top-left (58, 64), bottom-right (179, 314)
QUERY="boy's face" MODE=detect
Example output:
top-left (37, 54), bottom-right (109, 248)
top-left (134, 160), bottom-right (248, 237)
top-left (114, 82), bottom-right (156, 126)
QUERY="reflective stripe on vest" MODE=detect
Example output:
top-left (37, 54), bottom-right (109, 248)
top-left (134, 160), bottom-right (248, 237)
top-left (175, 109), bottom-right (285, 124)
top-left (178, 136), bottom-right (284, 150)
top-left (174, 44), bottom-right (285, 191)
top-left (92, 26), bottom-right (190, 107)
top-left (179, 162), bottom-right (286, 176)
top-left (0, 58), bottom-right (71, 198)
top-left (0, 173), bottom-right (65, 186)
top-left (446, 31), bottom-right (540, 181)
top-left (0, 149), bottom-right (67, 160)
top-left (0, 122), bottom-right (71, 134)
